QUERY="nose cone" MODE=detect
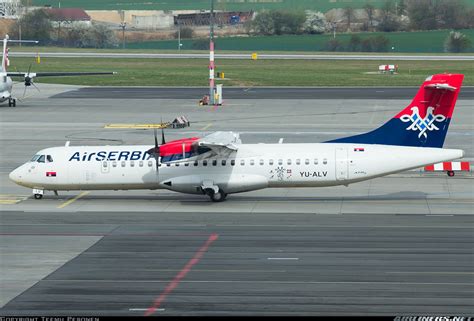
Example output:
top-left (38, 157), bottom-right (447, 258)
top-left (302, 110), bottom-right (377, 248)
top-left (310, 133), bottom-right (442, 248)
top-left (9, 167), bottom-right (22, 184)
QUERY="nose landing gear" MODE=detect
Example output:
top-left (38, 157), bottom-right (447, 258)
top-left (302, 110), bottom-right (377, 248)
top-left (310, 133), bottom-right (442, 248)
top-left (32, 188), bottom-right (43, 199)
top-left (8, 98), bottom-right (16, 107)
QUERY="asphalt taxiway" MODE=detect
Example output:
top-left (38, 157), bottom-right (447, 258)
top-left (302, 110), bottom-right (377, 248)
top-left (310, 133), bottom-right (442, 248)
top-left (0, 84), bottom-right (473, 316)
top-left (52, 86), bottom-right (474, 100)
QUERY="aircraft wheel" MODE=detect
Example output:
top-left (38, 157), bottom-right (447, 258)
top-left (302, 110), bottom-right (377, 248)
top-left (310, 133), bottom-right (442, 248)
top-left (34, 194), bottom-right (43, 200)
top-left (207, 189), bottom-right (227, 202)
top-left (12, 99), bottom-right (16, 107)
top-left (447, 170), bottom-right (455, 177)
top-left (8, 99), bottom-right (12, 107)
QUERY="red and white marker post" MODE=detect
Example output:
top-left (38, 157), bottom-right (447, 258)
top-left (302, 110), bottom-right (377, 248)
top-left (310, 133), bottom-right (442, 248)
top-left (424, 161), bottom-right (470, 177)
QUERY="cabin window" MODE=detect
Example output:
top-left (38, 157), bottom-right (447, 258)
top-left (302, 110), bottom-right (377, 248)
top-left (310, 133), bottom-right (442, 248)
top-left (296, 159), bottom-right (300, 165)
top-left (121, 161), bottom-right (126, 167)
top-left (230, 160), bottom-right (235, 166)
top-left (305, 159), bottom-right (310, 165)
top-left (287, 159), bottom-right (292, 165)
top-left (260, 159), bottom-right (264, 165)
top-left (278, 159), bottom-right (283, 165)
top-left (112, 161), bottom-right (117, 167)
top-left (46, 155), bottom-right (53, 163)
top-left (323, 158), bottom-right (327, 165)
top-left (37, 155), bottom-right (45, 163)
top-left (222, 160), bottom-right (226, 166)
top-left (203, 160), bottom-right (208, 166)
top-left (194, 161), bottom-right (198, 166)
top-left (184, 162), bottom-right (189, 166)
top-left (130, 161), bottom-right (135, 167)
top-left (250, 159), bottom-right (255, 166)
top-left (269, 159), bottom-right (274, 165)
top-left (240, 159), bottom-right (245, 166)
top-left (314, 159), bottom-right (318, 165)
top-left (148, 160), bottom-right (153, 167)
top-left (166, 163), bottom-right (171, 167)
top-left (212, 160), bottom-right (217, 166)
top-left (175, 163), bottom-right (179, 167)
top-left (103, 161), bottom-right (108, 168)
top-left (139, 161), bottom-right (143, 167)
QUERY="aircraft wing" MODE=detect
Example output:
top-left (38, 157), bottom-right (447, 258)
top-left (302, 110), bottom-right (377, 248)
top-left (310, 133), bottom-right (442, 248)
top-left (198, 131), bottom-right (241, 156)
top-left (7, 71), bottom-right (116, 77)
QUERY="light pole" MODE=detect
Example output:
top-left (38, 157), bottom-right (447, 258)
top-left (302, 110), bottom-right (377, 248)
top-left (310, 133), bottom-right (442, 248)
top-left (209, 0), bottom-right (215, 105)
top-left (120, 22), bottom-right (127, 49)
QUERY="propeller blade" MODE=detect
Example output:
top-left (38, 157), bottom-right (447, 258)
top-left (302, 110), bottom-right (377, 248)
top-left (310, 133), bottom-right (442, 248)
top-left (22, 83), bottom-right (27, 98)
top-left (160, 117), bottom-right (166, 144)
top-left (153, 128), bottom-right (160, 172)
top-left (31, 82), bottom-right (40, 93)
top-left (161, 127), bottom-right (166, 145)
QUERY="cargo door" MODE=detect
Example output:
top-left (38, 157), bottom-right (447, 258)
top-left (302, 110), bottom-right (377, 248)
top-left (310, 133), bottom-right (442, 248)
top-left (335, 147), bottom-right (348, 181)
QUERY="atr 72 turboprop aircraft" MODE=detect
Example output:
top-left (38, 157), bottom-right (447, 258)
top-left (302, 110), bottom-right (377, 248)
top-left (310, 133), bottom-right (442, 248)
top-left (9, 73), bottom-right (465, 201)
top-left (0, 35), bottom-right (115, 106)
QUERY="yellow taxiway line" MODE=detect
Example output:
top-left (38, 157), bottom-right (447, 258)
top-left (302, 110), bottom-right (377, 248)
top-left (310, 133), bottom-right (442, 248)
top-left (104, 123), bottom-right (170, 129)
top-left (0, 194), bottom-right (29, 205)
top-left (0, 200), bottom-right (21, 205)
top-left (200, 123), bottom-right (213, 131)
top-left (57, 191), bottom-right (90, 209)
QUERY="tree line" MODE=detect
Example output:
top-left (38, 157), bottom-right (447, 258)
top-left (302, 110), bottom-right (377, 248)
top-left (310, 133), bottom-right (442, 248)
top-left (8, 9), bottom-right (117, 48)
top-left (246, 0), bottom-right (473, 36)
top-left (6, 2), bottom-right (473, 52)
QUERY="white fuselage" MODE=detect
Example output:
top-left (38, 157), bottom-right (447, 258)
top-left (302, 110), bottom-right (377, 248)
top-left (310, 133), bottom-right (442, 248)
top-left (9, 143), bottom-right (464, 195)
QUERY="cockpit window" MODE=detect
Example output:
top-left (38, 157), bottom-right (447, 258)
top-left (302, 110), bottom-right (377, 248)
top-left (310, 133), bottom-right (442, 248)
top-left (37, 155), bottom-right (45, 163)
top-left (46, 155), bottom-right (53, 162)
top-left (30, 155), bottom-right (40, 162)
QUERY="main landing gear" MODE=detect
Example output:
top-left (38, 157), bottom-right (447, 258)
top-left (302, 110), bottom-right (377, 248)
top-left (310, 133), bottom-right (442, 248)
top-left (8, 98), bottom-right (16, 107)
top-left (203, 187), bottom-right (227, 202)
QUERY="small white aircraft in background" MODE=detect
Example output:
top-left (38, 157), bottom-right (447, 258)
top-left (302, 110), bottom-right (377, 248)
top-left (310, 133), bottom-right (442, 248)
top-left (0, 34), bottom-right (116, 106)
top-left (9, 73), bottom-right (465, 201)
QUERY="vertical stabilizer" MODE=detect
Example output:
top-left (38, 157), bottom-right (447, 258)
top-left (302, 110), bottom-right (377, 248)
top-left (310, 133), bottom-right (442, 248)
top-left (325, 74), bottom-right (464, 148)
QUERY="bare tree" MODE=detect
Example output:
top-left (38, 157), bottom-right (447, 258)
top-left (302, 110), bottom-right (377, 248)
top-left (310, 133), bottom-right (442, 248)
top-left (378, 0), bottom-right (400, 31)
top-left (364, 3), bottom-right (375, 30)
top-left (343, 6), bottom-right (355, 31)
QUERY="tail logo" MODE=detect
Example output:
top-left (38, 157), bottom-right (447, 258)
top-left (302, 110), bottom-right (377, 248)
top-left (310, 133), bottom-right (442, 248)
top-left (400, 106), bottom-right (446, 139)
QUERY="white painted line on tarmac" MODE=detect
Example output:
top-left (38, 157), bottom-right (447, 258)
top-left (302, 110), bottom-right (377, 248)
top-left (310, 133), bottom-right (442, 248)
top-left (129, 308), bottom-right (165, 312)
top-left (267, 257), bottom-right (299, 260)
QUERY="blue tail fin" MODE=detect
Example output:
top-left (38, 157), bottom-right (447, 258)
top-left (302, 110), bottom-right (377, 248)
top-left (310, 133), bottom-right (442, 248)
top-left (325, 74), bottom-right (464, 148)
